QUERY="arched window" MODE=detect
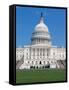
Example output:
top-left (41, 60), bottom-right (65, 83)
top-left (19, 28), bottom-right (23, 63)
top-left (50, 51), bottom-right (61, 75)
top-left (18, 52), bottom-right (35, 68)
top-left (28, 61), bottom-right (29, 64)
top-left (39, 61), bottom-right (42, 65)
top-left (36, 61), bottom-right (38, 64)
top-left (44, 61), bottom-right (45, 64)
top-left (32, 61), bottom-right (34, 64)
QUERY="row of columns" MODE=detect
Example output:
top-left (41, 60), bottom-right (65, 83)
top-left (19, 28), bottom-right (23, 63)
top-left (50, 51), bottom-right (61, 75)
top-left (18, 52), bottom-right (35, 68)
top-left (32, 38), bottom-right (49, 44)
top-left (30, 48), bottom-right (49, 57)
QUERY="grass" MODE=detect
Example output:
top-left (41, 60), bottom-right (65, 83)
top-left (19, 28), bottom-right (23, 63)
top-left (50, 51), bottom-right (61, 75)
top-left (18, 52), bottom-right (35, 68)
top-left (16, 69), bottom-right (66, 84)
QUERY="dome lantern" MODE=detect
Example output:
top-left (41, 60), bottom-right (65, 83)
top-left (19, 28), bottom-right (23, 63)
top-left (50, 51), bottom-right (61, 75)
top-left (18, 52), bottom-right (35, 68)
top-left (40, 12), bottom-right (44, 23)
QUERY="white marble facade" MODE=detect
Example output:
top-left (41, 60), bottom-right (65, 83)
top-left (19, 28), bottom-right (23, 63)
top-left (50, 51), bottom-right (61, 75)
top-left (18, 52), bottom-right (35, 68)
top-left (16, 13), bottom-right (66, 69)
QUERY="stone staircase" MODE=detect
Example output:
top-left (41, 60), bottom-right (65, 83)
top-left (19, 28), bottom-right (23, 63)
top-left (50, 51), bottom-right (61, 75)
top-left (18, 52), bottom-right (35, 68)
top-left (56, 60), bottom-right (65, 69)
top-left (16, 56), bottom-right (24, 69)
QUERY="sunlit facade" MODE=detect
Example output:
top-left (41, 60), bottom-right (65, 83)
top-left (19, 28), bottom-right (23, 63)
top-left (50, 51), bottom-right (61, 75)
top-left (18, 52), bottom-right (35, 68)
top-left (16, 13), bottom-right (66, 69)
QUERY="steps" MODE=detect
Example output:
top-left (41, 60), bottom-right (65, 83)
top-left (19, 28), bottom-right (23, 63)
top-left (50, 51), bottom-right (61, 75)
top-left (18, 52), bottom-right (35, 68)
top-left (56, 60), bottom-right (65, 69)
top-left (16, 56), bottom-right (24, 69)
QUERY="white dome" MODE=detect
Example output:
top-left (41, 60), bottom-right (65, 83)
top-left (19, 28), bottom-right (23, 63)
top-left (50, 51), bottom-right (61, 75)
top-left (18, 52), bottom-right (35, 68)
top-left (35, 22), bottom-right (48, 32)
top-left (34, 14), bottom-right (49, 33)
top-left (31, 13), bottom-right (51, 46)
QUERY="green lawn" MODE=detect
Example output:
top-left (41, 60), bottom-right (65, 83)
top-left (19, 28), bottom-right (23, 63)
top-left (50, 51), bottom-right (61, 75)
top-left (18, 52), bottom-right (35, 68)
top-left (16, 69), bottom-right (66, 84)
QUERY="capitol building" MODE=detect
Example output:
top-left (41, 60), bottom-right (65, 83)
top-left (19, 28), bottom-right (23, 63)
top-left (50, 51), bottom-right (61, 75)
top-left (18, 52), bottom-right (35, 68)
top-left (16, 13), bottom-right (66, 69)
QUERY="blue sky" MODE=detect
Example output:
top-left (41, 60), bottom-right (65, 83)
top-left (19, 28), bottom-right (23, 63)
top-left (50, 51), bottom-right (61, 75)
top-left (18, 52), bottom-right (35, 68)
top-left (16, 6), bottom-right (66, 48)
